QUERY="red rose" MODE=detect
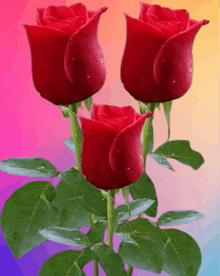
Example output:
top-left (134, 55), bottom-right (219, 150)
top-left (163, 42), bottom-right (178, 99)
top-left (80, 105), bottom-right (152, 190)
top-left (22, 4), bottom-right (107, 105)
top-left (121, 2), bottom-right (209, 103)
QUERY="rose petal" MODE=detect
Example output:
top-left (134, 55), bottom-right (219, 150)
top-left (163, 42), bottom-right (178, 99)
top-left (139, 2), bottom-right (151, 21)
top-left (35, 8), bottom-right (45, 25)
top-left (43, 6), bottom-right (75, 20)
top-left (41, 19), bottom-right (70, 30)
top-left (147, 17), bottom-right (183, 37)
top-left (121, 14), bottom-right (166, 102)
top-left (100, 117), bottom-right (131, 132)
top-left (121, 106), bottom-right (135, 124)
top-left (174, 9), bottom-right (189, 30)
top-left (97, 105), bottom-right (124, 120)
top-left (109, 113), bottom-right (152, 183)
top-left (91, 105), bottom-right (100, 120)
top-left (153, 20), bottom-right (209, 101)
top-left (61, 16), bottom-right (83, 34)
top-left (23, 24), bottom-right (80, 104)
top-left (64, 7), bottom-right (107, 100)
top-left (88, 11), bottom-right (97, 18)
top-left (70, 3), bottom-right (88, 25)
top-left (189, 19), bottom-right (199, 26)
top-left (23, 7), bottom-right (107, 105)
top-left (148, 5), bottom-right (177, 22)
top-left (92, 105), bottom-right (136, 131)
top-left (80, 117), bottom-right (119, 190)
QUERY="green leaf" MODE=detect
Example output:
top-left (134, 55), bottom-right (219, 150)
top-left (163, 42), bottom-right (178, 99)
top-left (91, 244), bottom-right (127, 276)
top-left (114, 198), bottom-right (155, 222)
top-left (117, 218), bottom-right (164, 273)
top-left (139, 102), bottom-right (149, 114)
top-left (116, 218), bottom-right (164, 244)
top-left (75, 101), bottom-right (83, 109)
top-left (84, 97), bottom-right (93, 112)
top-left (59, 106), bottom-right (70, 118)
top-left (150, 153), bottom-right (174, 171)
top-left (1, 181), bottom-right (56, 258)
top-left (38, 249), bottom-right (96, 276)
top-left (53, 180), bottom-right (90, 229)
top-left (62, 138), bottom-right (75, 152)
top-left (39, 227), bottom-right (92, 248)
top-left (129, 172), bottom-right (158, 217)
top-left (87, 221), bottom-right (107, 244)
top-left (162, 229), bottom-right (202, 276)
top-left (121, 186), bottom-right (129, 202)
top-left (59, 105), bottom-right (79, 117)
top-left (163, 101), bottom-right (172, 140)
top-left (153, 140), bottom-right (204, 170)
top-left (157, 210), bottom-right (203, 226)
top-left (59, 168), bottom-right (107, 217)
top-left (147, 102), bottom-right (161, 112)
top-left (0, 158), bottom-right (59, 177)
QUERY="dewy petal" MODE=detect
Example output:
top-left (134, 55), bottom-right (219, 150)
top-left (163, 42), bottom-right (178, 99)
top-left (80, 117), bottom-right (120, 190)
top-left (22, 24), bottom-right (81, 104)
top-left (64, 7), bottom-right (107, 102)
top-left (153, 19), bottom-right (209, 101)
top-left (35, 8), bottom-right (45, 25)
top-left (121, 14), bottom-right (167, 102)
top-left (109, 112), bottom-right (152, 183)
top-left (139, 2), bottom-right (151, 21)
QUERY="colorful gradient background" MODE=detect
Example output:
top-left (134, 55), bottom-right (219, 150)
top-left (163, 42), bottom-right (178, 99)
top-left (0, 0), bottom-right (219, 275)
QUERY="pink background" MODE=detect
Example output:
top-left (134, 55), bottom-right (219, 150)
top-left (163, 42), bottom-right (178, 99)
top-left (0, 0), bottom-right (219, 275)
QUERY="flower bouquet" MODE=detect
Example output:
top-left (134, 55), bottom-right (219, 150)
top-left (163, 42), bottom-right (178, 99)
top-left (0, 2), bottom-right (212, 276)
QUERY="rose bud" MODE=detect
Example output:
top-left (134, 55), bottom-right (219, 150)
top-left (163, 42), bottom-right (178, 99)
top-left (22, 4), bottom-right (107, 105)
top-left (121, 2), bottom-right (209, 103)
top-left (80, 105), bottom-right (152, 190)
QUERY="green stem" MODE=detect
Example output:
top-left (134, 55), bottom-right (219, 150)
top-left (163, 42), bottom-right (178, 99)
top-left (94, 261), bottom-right (99, 276)
top-left (140, 103), bottom-right (155, 220)
top-left (127, 265), bottom-right (133, 276)
top-left (124, 188), bottom-right (133, 275)
top-left (107, 190), bottom-right (115, 248)
top-left (142, 116), bottom-right (153, 167)
top-left (68, 103), bottom-right (97, 273)
top-left (89, 213), bottom-right (99, 276)
top-left (68, 104), bottom-right (82, 170)
top-left (142, 103), bottom-right (155, 168)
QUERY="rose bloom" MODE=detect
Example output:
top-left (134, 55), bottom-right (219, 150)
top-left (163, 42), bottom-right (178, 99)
top-left (23, 4), bottom-right (107, 105)
top-left (80, 105), bottom-right (152, 190)
top-left (121, 2), bottom-right (209, 103)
